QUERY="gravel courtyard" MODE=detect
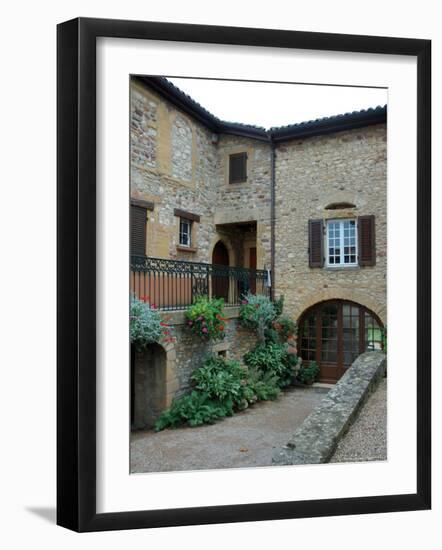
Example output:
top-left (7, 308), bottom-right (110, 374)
top-left (130, 386), bottom-right (328, 473)
top-left (330, 378), bottom-right (387, 463)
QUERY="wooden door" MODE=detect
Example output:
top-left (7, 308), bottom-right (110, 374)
top-left (212, 241), bottom-right (229, 301)
top-left (299, 300), bottom-right (384, 383)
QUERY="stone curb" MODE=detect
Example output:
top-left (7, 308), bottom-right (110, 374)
top-left (272, 351), bottom-right (387, 465)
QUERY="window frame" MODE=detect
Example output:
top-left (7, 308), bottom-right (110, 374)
top-left (325, 218), bottom-right (358, 268)
top-left (179, 217), bottom-right (192, 247)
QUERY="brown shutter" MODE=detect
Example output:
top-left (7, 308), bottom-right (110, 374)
top-left (358, 215), bottom-right (376, 266)
top-left (308, 219), bottom-right (324, 267)
top-left (130, 205), bottom-right (147, 256)
top-left (229, 152), bottom-right (247, 183)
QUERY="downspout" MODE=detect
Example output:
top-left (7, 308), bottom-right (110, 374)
top-left (270, 139), bottom-right (276, 301)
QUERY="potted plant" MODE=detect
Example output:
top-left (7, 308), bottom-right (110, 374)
top-left (296, 361), bottom-right (320, 385)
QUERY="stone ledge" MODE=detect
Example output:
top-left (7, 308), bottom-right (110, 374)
top-left (162, 306), bottom-right (240, 326)
top-left (272, 351), bottom-right (386, 466)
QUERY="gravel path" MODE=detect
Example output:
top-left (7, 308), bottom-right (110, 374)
top-left (131, 387), bottom-right (327, 473)
top-left (330, 378), bottom-right (387, 463)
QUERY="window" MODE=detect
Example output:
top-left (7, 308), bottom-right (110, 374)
top-left (130, 205), bottom-right (147, 256)
top-left (229, 152), bottom-right (247, 184)
top-left (309, 216), bottom-right (375, 268)
top-left (179, 218), bottom-right (192, 247)
top-left (326, 219), bottom-right (357, 267)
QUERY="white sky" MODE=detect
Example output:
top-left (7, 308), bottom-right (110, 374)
top-left (168, 77), bottom-right (387, 129)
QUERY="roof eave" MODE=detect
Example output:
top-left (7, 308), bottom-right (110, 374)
top-left (134, 75), bottom-right (221, 133)
top-left (133, 76), bottom-right (386, 143)
top-left (271, 113), bottom-right (387, 143)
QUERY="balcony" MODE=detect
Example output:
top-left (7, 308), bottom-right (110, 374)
top-left (131, 255), bottom-right (271, 311)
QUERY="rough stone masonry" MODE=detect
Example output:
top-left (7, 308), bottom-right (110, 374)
top-left (272, 351), bottom-right (387, 465)
top-left (130, 76), bottom-right (387, 415)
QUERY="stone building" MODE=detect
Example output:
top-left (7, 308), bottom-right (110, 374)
top-left (130, 76), bottom-right (387, 428)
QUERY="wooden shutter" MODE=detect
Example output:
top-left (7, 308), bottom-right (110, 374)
top-left (358, 215), bottom-right (376, 266)
top-left (130, 205), bottom-right (147, 256)
top-left (308, 219), bottom-right (324, 267)
top-left (229, 152), bottom-right (247, 183)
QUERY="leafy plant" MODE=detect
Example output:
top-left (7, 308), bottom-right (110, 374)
top-left (191, 355), bottom-right (247, 409)
top-left (272, 316), bottom-right (296, 342)
top-left (239, 293), bottom-right (277, 343)
top-left (185, 297), bottom-right (227, 341)
top-left (154, 391), bottom-right (230, 431)
top-left (155, 355), bottom-right (248, 430)
top-left (130, 296), bottom-right (173, 350)
top-left (244, 342), bottom-right (297, 388)
top-left (273, 295), bottom-right (284, 317)
top-left (263, 326), bottom-right (279, 343)
top-left (155, 350), bottom-right (290, 431)
top-left (246, 367), bottom-right (281, 401)
top-left (297, 361), bottom-right (320, 384)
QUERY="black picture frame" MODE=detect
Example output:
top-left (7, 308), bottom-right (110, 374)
top-left (57, 17), bottom-right (431, 532)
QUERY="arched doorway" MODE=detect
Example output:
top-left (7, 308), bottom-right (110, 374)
top-left (212, 240), bottom-right (230, 301)
top-left (298, 300), bottom-right (384, 383)
top-left (131, 342), bottom-right (167, 430)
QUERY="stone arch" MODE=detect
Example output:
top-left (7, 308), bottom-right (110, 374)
top-left (297, 298), bottom-right (385, 383)
top-left (320, 190), bottom-right (362, 212)
top-left (294, 288), bottom-right (386, 326)
top-left (132, 341), bottom-right (178, 430)
top-left (209, 235), bottom-right (235, 266)
top-left (324, 201), bottom-right (356, 210)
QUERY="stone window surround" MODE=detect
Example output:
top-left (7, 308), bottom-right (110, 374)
top-left (212, 341), bottom-right (231, 359)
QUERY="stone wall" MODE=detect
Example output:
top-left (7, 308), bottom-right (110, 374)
top-left (131, 78), bottom-right (387, 322)
top-left (130, 79), bottom-right (271, 269)
top-left (274, 124), bottom-right (387, 324)
top-left (130, 78), bottom-right (388, 408)
top-left (130, 80), bottom-right (219, 263)
top-left (215, 135), bottom-right (272, 269)
top-left (171, 114), bottom-right (193, 182)
top-left (131, 308), bottom-right (258, 429)
top-left (165, 307), bottom-right (258, 399)
top-left (273, 351), bottom-right (387, 465)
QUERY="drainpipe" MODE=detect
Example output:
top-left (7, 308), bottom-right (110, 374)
top-left (270, 141), bottom-right (276, 301)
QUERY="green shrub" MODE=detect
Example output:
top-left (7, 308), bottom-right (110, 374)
top-left (244, 342), bottom-right (296, 388)
top-left (297, 361), bottom-right (320, 384)
top-left (191, 355), bottom-right (247, 409)
top-left (239, 293), bottom-right (277, 343)
top-left (185, 296), bottom-right (227, 341)
top-left (155, 351), bottom-right (290, 431)
top-left (272, 316), bottom-right (296, 342)
top-left (273, 295), bottom-right (284, 317)
top-left (130, 296), bottom-right (172, 350)
top-left (263, 326), bottom-right (279, 343)
top-left (247, 368), bottom-right (281, 401)
top-left (156, 355), bottom-right (249, 430)
top-left (154, 391), bottom-right (230, 431)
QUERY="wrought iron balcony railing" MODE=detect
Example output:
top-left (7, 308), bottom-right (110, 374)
top-left (131, 255), bottom-right (271, 311)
